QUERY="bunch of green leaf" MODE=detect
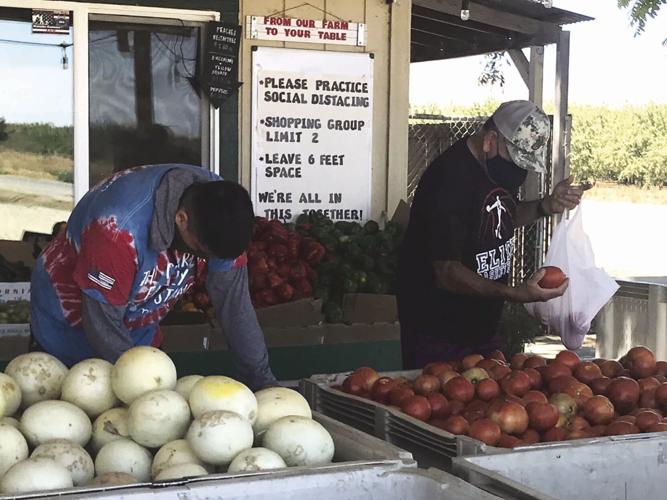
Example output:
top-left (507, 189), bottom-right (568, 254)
top-left (296, 213), bottom-right (404, 323)
top-left (497, 302), bottom-right (544, 358)
top-left (618, 0), bottom-right (666, 38)
top-left (0, 301), bottom-right (30, 324)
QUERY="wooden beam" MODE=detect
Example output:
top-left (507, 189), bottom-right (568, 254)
top-left (412, 13), bottom-right (507, 43)
top-left (413, 0), bottom-right (559, 36)
top-left (412, 4), bottom-right (514, 37)
top-left (552, 31), bottom-right (570, 219)
top-left (411, 44), bottom-right (445, 63)
top-left (528, 45), bottom-right (545, 107)
top-left (508, 49), bottom-right (529, 87)
top-left (411, 29), bottom-right (457, 47)
top-left (410, 25), bottom-right (559, 62)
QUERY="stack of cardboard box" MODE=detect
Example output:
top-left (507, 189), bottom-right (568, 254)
top-left (0, 240), bottom-right (34, 359)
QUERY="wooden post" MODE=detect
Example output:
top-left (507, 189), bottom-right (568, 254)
top-left (552, 31), bottom-right (570, 189)
top-left (508, 49), bottom-right (529, 87)
top-left (525, 45), bottom-right (546, 268)
top-left (522, 45), bottom-right (545, 199)
top-left (386, 0), bottom-right (412, 220)
top-left (528, 46), bottom-right (544, 108)
top-left (524, 45), bottom-right (545, 203)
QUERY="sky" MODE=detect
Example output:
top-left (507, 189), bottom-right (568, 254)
top-left (0, 2), bottom-right (666, 127)
top-left (0, 20), bottom-right (73, 126)
top-left (410, 0), bottom-right (667, 108)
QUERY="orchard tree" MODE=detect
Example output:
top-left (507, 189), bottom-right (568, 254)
top-left (0, 117), bottom-right (8, 142)
top-left (618, 0), bottom-right (666, 38)
top-left (480, 1), bottom-right (665, 86)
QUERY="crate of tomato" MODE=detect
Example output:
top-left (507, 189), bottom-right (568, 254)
top-left (301, 346), bottom-right (667, 472)
top-left (248, 218), bottom-right (326, 308)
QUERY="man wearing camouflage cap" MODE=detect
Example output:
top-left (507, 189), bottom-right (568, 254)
top-left (397, 100), bottom-right (589, 368)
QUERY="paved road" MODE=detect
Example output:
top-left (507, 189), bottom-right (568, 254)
top-left (0, 203), bottom-right (70, 240)
top-left (0, 175), bottom-right (73, 202)
top-left (0, 175), bottom-right (72, 239)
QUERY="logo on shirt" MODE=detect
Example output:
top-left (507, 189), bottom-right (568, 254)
top-left (476, 238), bottom-right (515, 280)
top-left (87, 270), bottom-right (115, 290)
top-left (480, 188), bottom-right (514, 241)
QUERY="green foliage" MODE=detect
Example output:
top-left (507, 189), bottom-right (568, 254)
top-left (55, 170), bottom-right (74, 183)
top-left (2, 122), bottom-right (73, 157)
top-left (568, 104), bottom-right (667, 187)
top-left (410, 102), bottom-right (667, 187)
top-left (497, 302), bottom-right (543, 357)
top-left (411, 99), bottom-right (500, 119)
top-left (478, 52), bottom-right (510, 88)
top-left (618, 0), bottom-right (666, 35)
top-left (0, 117), bottom-right (8, 142)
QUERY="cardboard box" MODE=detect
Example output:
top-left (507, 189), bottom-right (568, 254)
top-left (0, 282), bottom-right (31, 302)
top-left (342, 294), bottom-right (397, 324)
top-left (321, 322), bottom-right (399, 344)
top-left (0, 240), bottom-right (36, 269)
top-left (0, 324), bottom-right (30, 360)
top-left (161, 310), bottom-right (209, 326)
top-left (160, 323), bottom-right (213, 353)
top-left (255, 298), bottom-right (324, 328)
top-left (206, 322), bottom-right (398, 353)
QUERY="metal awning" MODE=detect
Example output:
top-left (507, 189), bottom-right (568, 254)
top-left (411, 0), bottom-right (593, 62)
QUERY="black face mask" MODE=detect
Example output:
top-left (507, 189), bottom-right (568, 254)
top-left (487, 155), bottom-right (528, 192)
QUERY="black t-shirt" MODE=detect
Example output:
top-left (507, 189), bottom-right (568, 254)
top-left (397, 138), bottom-right (517, 346)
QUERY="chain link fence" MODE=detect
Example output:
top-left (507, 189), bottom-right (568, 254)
top-left (407, 114), bottom-right (555, 284)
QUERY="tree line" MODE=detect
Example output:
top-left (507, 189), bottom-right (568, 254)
top-left (411, 102), bottom-right (667, 188)
top-left (0, 120), bottom-right (73, 157)
top-left (3, 105), bottom-right (667, 188)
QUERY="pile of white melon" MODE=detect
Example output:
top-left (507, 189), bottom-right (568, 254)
top-left (0, 347), bottom-right (334, 495)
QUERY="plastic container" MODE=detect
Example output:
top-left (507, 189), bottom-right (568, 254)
top-left (1, 412), bottom-right (416, 499)
top-left (31, 465), bottom-right (502, 499)
top-left (453, 432), bottom-right (667, 500)
top-left (301, 370), bottom-right (501, 468)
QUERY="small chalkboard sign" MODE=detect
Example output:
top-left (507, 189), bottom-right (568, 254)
top-left (203, 22), bottom-right (242, 108)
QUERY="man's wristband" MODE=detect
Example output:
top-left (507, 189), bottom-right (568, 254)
top-left (538, 198), bottom-right (550, 217)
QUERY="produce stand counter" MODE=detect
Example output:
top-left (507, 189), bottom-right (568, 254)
top-left (301, 368), bottom-right (667, 469)
top-left (159, 296), bottom-right (402, 381)
top-left (301, 369), bottom-right (503, 469)
top-left (301, 365), bottom-right (667, 500)
top-left (0, 322), bottom-right (403, 379)
top-left (169, 339), bottom-right (401, 382)
top-left (0, 413), bottom-right (502, 500)
top-left (452, 432), bottom-right (667, 500)
top-left (28, 464), bottom-right (500, 500)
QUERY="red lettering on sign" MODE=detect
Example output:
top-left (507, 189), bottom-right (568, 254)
top-left (323, 20), bottom-right (349, 30)
top-left (296, 19), bottom-right (316, 28)
top-left (265, 16), bottom-right (291, 26)
top-left (318, 31), bottom-right (347, 41)
top-left (284, 28), bottom-right (311, 38)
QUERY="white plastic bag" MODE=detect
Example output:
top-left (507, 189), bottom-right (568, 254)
top-left (524, 207), bottom-right (619, 350)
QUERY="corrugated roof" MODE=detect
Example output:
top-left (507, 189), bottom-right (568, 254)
top-left (411, 0), bottom-right (593, 62)
top-left (473, 0), bottom-right (593, 25)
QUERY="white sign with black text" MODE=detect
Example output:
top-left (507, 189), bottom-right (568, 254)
top-left (251, 47), bottom-right (374, 223)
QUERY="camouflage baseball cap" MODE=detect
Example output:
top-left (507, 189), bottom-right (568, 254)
top-left (492, 100), bottom-right (550, 174)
